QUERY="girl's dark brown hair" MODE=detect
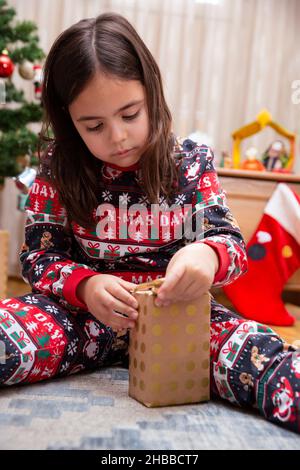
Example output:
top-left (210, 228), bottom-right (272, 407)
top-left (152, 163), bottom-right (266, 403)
top-left (39, 12), bottom-right (179, 228)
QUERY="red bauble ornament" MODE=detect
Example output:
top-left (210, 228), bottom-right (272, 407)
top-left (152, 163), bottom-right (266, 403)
top-left (0, 50), bottom-right (14, 78)
top-left (33, 64), bottom-right (43, 99)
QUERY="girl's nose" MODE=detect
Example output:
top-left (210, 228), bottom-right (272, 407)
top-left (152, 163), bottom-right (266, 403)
top-left (110, 123), bottom-right (127, 144)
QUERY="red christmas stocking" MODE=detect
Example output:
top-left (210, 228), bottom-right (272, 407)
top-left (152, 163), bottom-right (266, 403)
top-left (223, 183), bottom-right (300, 326)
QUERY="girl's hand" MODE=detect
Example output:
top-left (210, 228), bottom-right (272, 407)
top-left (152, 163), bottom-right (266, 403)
top-left (155, 243), bottom-right (219, 307)
top-left (77, 274), bottom-right (139, 330)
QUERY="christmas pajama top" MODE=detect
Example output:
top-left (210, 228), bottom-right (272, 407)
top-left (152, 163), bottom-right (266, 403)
top-left (20, 139), bottom-right (248, 314)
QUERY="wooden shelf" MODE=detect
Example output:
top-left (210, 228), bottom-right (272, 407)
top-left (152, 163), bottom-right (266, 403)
top-left (217, 170), bottom-right (300, 295)
top-left (217, 167), bottom-right (300, 183)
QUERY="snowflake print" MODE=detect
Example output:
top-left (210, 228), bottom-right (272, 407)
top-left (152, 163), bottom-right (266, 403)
top-left (67, 339), bottom-right (78, 356)
top-left (60, 362), bottom-right (70, 373)
top-left (45, 305), bottom-right (59, 314)
top-left (49, 256), bottom-right (61, 262)
top-left (90, 263), bottom-right (100, 271)
top-left (102, 190), bottom-right (112, 202)
top-left (159, 195), bottom-right (169, 210)
top-left (175, 193), bottom-right (187, 205)
top-left (34, 263), bottom-right (44, 276)
top-left (119, 193), bottom-right (131, 205)
top-left (24, 295), bottom-right (39, 304)
top-left (138, 195), bottom-right (149, 205)
top-left (107, 262), bottom-right (116, 270)
top-left (62, 318), bottom-right (73, 332)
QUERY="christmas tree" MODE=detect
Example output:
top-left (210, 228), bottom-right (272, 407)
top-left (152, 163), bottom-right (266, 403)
top-left (0, 0), bottom-right (45, 186)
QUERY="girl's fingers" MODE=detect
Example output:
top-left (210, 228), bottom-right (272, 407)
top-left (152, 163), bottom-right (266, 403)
top-left (119, 279), bottom-right (137, 290)
top-left (101, 290), bottom-right (138, 321)
top-left (170, 278), bottom-right (195, 302)
top-left (156, 275), bottom-right (191, 306)
top-left (157, 264), bottom-right (185, 300)
top-left (117, 280), bottom-right (139, 307)
top-left (96, 302), bottom-right (135, 330)
top-left (157, 280), bottom-right (204, 306)
top-left (182, 281), bottom-right (205, 301)
top-left (156, 265), bottom-right (185, 306)
top-left (111, 310), bottom-right (136, 329)
top-left (110, 282), bottom-right (139, 309)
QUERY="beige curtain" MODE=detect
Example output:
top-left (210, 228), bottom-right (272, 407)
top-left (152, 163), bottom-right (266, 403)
top-left (2, 0), bottom-right (300, 276)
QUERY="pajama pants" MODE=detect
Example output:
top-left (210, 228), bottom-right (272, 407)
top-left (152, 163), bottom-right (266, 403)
top-left (0, 292), bottom-right (299, 433)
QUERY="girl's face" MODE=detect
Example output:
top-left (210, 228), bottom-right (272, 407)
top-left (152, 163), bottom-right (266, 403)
top-left (69, 72), bottom-right (150, 168)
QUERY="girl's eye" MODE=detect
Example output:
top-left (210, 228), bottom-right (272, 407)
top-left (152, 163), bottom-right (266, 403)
top-left (123, 110), bottom-right (140, 120)
top-left (87, 123), bottom-right (103, 132)
top-left (86, 110), bottom-right (140, 132)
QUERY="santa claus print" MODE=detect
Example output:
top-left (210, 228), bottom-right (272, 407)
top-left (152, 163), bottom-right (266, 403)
top-left (84, 319), bottom-right (105, 339)
top-left (291, 351), bottom-right (300, 379)
top-left (101, 165), bottom-right (123, 182)
top-left (83, 339), bottom-right (99, 360)
top-left (271, 376), bottom-right (299, 423)
top-left (184, 159), bottom-right (201, 182)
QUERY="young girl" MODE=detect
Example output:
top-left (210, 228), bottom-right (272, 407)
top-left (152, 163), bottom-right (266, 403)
top-left (0, 12), bottom-right (299, 434)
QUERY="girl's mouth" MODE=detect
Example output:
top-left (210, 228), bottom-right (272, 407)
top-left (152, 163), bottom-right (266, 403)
top-left (113, 148), bottom-right (134, 156)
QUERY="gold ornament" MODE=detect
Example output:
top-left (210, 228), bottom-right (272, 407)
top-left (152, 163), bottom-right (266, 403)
top-left (18, 60), bottom-right (35, 80)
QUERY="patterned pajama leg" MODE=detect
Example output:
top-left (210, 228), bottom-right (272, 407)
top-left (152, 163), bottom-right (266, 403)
top-left (1, 292), bottom-right (300, 433)
top-left (0, 293), bottom-right (129, 386)
top-left (210, 298), bottom-right (300, 433)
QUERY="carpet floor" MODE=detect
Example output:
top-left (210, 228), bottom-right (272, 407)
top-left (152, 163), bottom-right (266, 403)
top-left (0, 366), bottom-right (299, 450)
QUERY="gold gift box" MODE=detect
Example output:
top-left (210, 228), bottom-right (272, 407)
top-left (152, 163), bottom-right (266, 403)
top-left (128, 278), bottom-right (211, 407)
